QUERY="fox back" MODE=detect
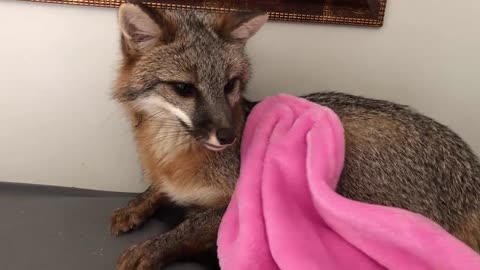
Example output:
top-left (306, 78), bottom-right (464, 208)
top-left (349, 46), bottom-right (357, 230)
top-left (113, 3), bottom-right (480, 253)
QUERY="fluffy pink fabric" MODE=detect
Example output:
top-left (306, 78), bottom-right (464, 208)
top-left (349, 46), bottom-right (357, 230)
top-left (217, 94), bottom-right (480, 270)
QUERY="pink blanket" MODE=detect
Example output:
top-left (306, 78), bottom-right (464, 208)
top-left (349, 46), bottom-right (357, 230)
top-left (217, 94), bottom-right (480, 270)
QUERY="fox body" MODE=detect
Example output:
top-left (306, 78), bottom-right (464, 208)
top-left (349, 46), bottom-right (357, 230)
top-left (111, 2), bottom-right (480, 269)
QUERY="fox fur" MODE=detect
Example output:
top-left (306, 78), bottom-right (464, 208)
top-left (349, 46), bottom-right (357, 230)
top-left (110, 2), bottom-right (480, 269)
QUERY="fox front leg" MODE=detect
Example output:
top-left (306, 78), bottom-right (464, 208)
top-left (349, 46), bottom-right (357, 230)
top-left (116, 208), bottom-right (224, 270)
top-left (111, 185), bottom-right (167, 235)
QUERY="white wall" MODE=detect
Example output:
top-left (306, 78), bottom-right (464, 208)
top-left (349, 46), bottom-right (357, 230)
top-left (0, 0), bottom-right (479, 192)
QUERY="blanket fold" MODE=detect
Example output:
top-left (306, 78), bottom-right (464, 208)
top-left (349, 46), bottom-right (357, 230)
top-left (218, 94), bottom-right (480, 270)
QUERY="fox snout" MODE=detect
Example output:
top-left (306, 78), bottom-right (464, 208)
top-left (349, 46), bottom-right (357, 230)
top-left (197, 121), bottom-right (237, 151)
top-left (194, 102), bottom-right (238, 151)
top-left (202, 127), bottom-right (236, 151)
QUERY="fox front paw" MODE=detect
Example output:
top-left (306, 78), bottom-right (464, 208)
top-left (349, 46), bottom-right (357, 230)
top-left (116, 240), bottom-right (164, 270)
top-left (110, 206), bottom-right (148, 236)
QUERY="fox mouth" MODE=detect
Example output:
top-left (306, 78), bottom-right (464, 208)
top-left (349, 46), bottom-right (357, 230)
top-left (203, 142), bottom-right (228, 151)
top-left (189, 129), bottom-right (237, 152)
top-left (202, 138), bottom-right (236, 152)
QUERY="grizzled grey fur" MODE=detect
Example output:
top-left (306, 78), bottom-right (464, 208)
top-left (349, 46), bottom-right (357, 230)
top-left (112, 2), bottom-right (480, 269)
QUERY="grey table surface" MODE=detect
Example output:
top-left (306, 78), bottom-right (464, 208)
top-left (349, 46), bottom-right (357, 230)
top-left (0, 182), bottom-right (218, 270)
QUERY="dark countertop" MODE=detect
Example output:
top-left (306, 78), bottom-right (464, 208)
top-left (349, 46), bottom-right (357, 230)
top-left (0, 182), bottom-right (217, 270)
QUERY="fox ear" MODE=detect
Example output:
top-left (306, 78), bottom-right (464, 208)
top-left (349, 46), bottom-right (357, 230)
top-left (217, 12), bottom-right (269, 43)
top-left (118, 2), bottom-right (175, 57)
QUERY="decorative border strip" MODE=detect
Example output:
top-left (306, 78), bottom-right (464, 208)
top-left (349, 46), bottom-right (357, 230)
top-left (23, 0), bottom-right (387, 27)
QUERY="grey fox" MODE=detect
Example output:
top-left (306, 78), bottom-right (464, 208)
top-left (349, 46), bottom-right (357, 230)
top-left (110, 2), bottom-right (480, 269)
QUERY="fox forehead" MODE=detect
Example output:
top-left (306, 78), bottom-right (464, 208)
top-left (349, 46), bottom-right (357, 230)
top-left (133, 12), bottom-right (249, 81)
top-left (134, 39), bottom-right (249, 85)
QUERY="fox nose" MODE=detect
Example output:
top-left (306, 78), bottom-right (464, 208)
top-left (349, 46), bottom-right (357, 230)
top-left (216, 128), bottom-right (236, 145)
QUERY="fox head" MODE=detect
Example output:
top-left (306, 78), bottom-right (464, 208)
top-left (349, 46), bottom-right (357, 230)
top-left (113, 2), bottom-right (268, 152)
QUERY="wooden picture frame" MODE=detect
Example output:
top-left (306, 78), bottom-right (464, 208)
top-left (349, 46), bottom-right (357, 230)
top-left (23, 0), bottom-right (387, 27)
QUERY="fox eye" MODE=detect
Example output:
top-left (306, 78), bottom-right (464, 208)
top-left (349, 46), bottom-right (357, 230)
top-left (172, 83), bottom-right (196, 97)
top-left (224, 78), bottom-right (238, 95)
